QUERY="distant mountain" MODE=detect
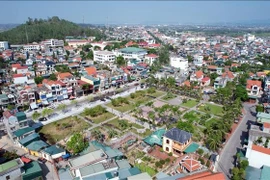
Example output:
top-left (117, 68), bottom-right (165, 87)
top-left (0, 24), bottom-right (20, 32)
top-left (0, 17), bottom-right (105, 44)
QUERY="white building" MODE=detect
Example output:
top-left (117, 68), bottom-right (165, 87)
top-left (42, 39), bottom-right (64, 48)
top-left (145, 54), bottom-right (159, 66)
top-left (94, 51), bottom-right (115, 63)
top-left (13, 74), bottom-right (28, 85)
top-left (246, 143), bottom-right (270, 168)
top-left (170, 56), bottom-right (188, 73)
top-left (116, 47), bottom-right (147, 60)
top-left (0, 41), bottom-right (9, 50)
top-left (193, 55), bottom-right (204, 67)
top-left (23, 43), bottom-right (40, 51)
top-left (0, 159), bottom-right (24, 180)
top-left (68, 40), bottom-right (90, 48)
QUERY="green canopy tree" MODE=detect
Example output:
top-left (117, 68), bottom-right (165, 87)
top-left (115, 56), bottom-right (125, 67)
top-left (66, 133), bottom-right (88, 154)
top-left (32, 111), bottom-right (41, 121)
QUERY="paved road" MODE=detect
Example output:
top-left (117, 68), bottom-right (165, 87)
top-left (30, 86), bottom-right (144, 126)
top-left (217, 103), bottom-right (256, 179)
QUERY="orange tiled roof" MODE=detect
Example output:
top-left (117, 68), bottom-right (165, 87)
top-left (11, 64), bottom-right (21, 68)
top-left (264, 122), bottom-right (270, 129)
top-left (181, 158), bottom-right (201, 172)
top-left (13, 74), bottom-right (25, 78)
top-left (231, 63), bottom-right (239, 67)
top-left (252, 144), bottom-right (270, 155)
top-left (246, 80), bottom-right (262, 89)
top-left (183, 80), bottom-right (191, 87)
top-left (58, 72), bottom-right (73, 80)
top-left (178, 171), bottom-right (226, 180)
top-left (85, 67), bottom-right (97, 76)
top-left (207, 65), bottom-right (217, 69)
top-left (256, 72), bottom-right (266, 77)
top-left (222, 71), bottom-right (234, 79)
top-left (195, 71), bottom-right (204, 79)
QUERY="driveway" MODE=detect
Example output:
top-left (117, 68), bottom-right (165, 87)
top-left (217, 103), bottom-right (256, 179)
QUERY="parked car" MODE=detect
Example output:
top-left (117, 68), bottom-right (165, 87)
top-left (100, 98), bottom-right (106, 102)
top-left (105, 96), bottom-right (112, 100)
top-left (38, 158), bottom-right (47, 164)
top-left (39, 117), bottom-right (47, 121)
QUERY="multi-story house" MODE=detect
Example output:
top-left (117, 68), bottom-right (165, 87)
top-left (214, 77), bottom-right (228, 90)
top-left (0, 159), bottom-right (25, 180)
top-left (81, 75), bottom-right (100, 92)
top-left (35, 85), bottom-right (51, 106)
top-left (170, 56), bottom-right (189, 74)
top-left (94, 51), bottom-right (116, 63)
top-left (264, 76), bottom-right (270, 92)
top-left (162, 128), bottom-right (192, 157)
top-left (23, 43), bottom-right (41, 51)
top-left (42, 79), bottom-right (68, 101)
top-left (3, 110), bottom-right (34, 142)
top-left (41, 39), bottom-right (64, 48)
top-left (0, 94), bottom-right (16, 110)
top-left (145, 54), bottom-right (159, 66)
top-left (57, 72), bottom-right (77, 96)
top-left (0, 41), bottom-right (9, 50)
top-left (16, 66), bottom-right (29, 74)
top-left (116, 47), bottom-right (147, 60)
top-left (190, 70), bottom-right (204, 83)
top-left (246, 79), bottom-right (263, 103)
top-left (15, 85), bottom-right (36, 105)
top-left (193, 55), bottom-right (204, 67)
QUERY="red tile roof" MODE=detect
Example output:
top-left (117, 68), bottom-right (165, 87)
top-left (58, 72), bottom-right (73, 80)
top-left (11, 64), bottom-right (21, 68)
top-left (3, 111), bottom-right (13, 118)
top-left (181, 158), bottom-right (202, 172)
top-left (252, 144), bottom-right (270, 155)
top-left (17, 66), bottom-right (28, 70)
top-left (178, 171), bottom-right (211, 180)
top-left (21, 157), bottom-right (32, 164)
top-left (264, 122), bottom-right (270, 129)
top-left (183, 80), bottom-right (191, 87)
top-left (146, 54), bottom-right (159, 58)
top-left (246, 80), bottom-right (262, 89)
top-left (178, 171), bottom-right (226, 180)
top-left (202, 77), bottom-right (210, 82)
top-left (148, 43), bottom-right (161, 47)
top-left (195, 71), bottom-right (204, 79)
top-left (85, 67), bottom-right (97, 76)
top-left (13, 74), bottom-right (25, 78)
top-left (222, 71), bottom-right (234, 79)
top-left (231, 63), bottom-right (240, 67)
top-left (207, 65), bottom-right (217, 70)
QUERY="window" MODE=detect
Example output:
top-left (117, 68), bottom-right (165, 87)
top-left (166, 147), bottom-right (169, 152)
top-left (166, 139), bottom-right (170, 144)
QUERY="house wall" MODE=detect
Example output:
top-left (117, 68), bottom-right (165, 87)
top-left (13, 77), bottom-right (28, 84)
top-left (163, 137), bottom-right (173, 153)
top-left (29, 149), bottom-right (40, 157)
top-left (0, 167), bottom-right (22, 180)
top-left (81, 77), bottom-right (94, 85)
top-left (42, 151), bottom-right (66, 162)
top-left (246, 149), bottom-right (270, 168)
top-left (17, 69), bottom-right (28, 74)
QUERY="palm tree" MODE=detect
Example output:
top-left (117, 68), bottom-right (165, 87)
top-left (108, 129), bottom-right (118, 138)
top-left (118, 120), bottom-right (128, 129)
top-left (41, 108), bottom-right (49, 118)
top-left (207, 136), bottom-right (221, 151)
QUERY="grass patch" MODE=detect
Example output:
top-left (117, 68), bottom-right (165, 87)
top-left (39, 116), bottom-right (90, 144)
top-left (149, 91), bottom-right (166, 98)
top-left (181, 99), bottom-right (199, 108)
top-left (131, 128), bottom-right (152, 138)
top-left (161, 93), bottom-right (177, 101)
top-left (183, 111), bottom-right (202, 122)
top-left (127, 96), bottom-right (152, 105)
top-left (198, 103), bottom-right (223, 116)
top-left (204, 118), bottom-right (221, 127)
top-left (83, 112), bottom-right (115, 124)
top-left (105, 118), bottom-right (144, 131)
top-left (135, 163), bottom-right (157, 177)
top-left (106, 102), bottom-right (135, 113)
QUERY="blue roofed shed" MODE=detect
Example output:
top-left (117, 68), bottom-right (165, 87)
top-left (22, 161), bottom-right (42, 180)
top-left (19, 133), bottom-right (40, 147)
top-left (15, 112), bottom-right (27, 121)
top-left (26, 140), bottom-right (49, 151)
top-left (13, 127), bottom-right (35, 138)
top-left (245, 166), bottom-right (261, 180)
top-left (260, 165), bottom-right (270, 180)
top-left (184, 142), bottom-right (200, 153)
top-left (144, 129), bottom-right (166, 146)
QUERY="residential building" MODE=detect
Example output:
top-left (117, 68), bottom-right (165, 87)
top-left (163, 128), bottom-right (192, 156)
top-left (145, 54), bottom-right (159, 66)
top-left (23, 43), bottom-right (41, 51)
top-left (81, 75), bottom-right (100, 92)
top-left (214, 77), bottom-right (227, 90)
top-left (0, 94), bottom-right (16, 109)
top-left (22, 161), bottom-right (43, 180)
top-left (264, 76), bottom-right (270, 92)
top-left (193, 55), bottom-right (204, 67)
top-left (68, 40), bottom-right (89, 48)
top-left (16, 66), bottom-right (29, 74)
top-left (190, 71), bottom-right (204, 83)
top-left (170, 56), bottom-right (188, 74)
top-left (57, 72), bottom-right (78, 96)
top-left (116, 47), bottom-right (147, 60)
top-left (16, 85), bottom-right (36, 104)
top-left (0, 41), bottom-right (9, 50)
top-left (41, 39), bottom-right (64, 48)
top-left (0, 158), bottom-right (24, 180)
top-left (178, 156), bottom-right (203, 173)
top-left (94, 51), bottom-right (116, 63)
top-left (201, 77), bottom-right (210, 86)
top-left (256, 112), bottom-right (270, 124)
top-left (246, 143), bottom-right (270, 168)
top-left (42, 79), bottom-right (68, 101)
top-left (178, 171), bottom-right (226, 180)
top-left (12, 74), bottom-right (28, 85)
top-left (41, 145), bottom-right (66, 162)
top-left (246, 80), bottom-right (263, 102)
top-left (221, 70), bottom-right (235, 81)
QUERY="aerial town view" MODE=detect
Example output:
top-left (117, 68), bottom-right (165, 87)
top-left (0, 1), bottom-right (270, 180)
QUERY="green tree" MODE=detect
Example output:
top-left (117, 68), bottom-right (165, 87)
top-left (32, 111), bottom-right (41, 121)
top-left (115, 56), bottom-right (125, 67)
top-left (177, 121), bottom-right (194, 133)
top-left (7, 104), bottom-right (15, 110)
top-left (108, 129), bottom-right (118, 138)
top-left (66, 133), bottom-right (88, 154)
top-left (256, 105), bottom-right (264, 112)
top-left (158, 46), bottom-right (170, 65)
top-left (57, 104), bottom-right (67, 112)
top-left (49, 73), bottom-right (57, 81)
top-left (235, 85), bottom-right (248, 101)
top-left (91, 129), bottom-right (103, 141)
top-left (34, 76), bottom-right (44, 84)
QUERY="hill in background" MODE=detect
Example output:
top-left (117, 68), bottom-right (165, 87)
top-left (0, 16), bottom-right (105, 44)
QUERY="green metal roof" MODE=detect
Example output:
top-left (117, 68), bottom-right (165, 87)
top-left (245, 166), bottom-right (261, 180)
top-left (184, 142), bottom-right (200, 153)
top-left (19, 133), bottom-right (40, 146)
top-left (143, 129), bottom-right (166, 146)
top-left (119, 47), bottom-right (147, 53)
top-left (15, 112), bottom-right (27, 122)
top-left (13, 127), bottom-right (35, 137)
top-left (22, 161), bottom-right (42, 180)
top-left (0, 159), bottom-right (19, 173)
top-left (0, 94), bottom-right (8, 100)
top-left (260, 165), bottom-right (270, 180)
top-left (43, 145), bottom-right (65, 155)
top-left (26, 140), bottom-right (48, 151)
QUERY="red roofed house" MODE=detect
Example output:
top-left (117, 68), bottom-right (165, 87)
top-left (190, 71), bottom-right (204, 84)
top-left (222, 70), bottom-right (235, 81)
top-left (125, 41), bottom-right (137, 47)
top-left (246, 144), bottom-right (270, 168)
top-left (11, 64), bottom-right (22, 72)
top-left (85, 67), bottom-right (97, 76)
top-left (13, 74), bottom-right (28, 85)
top-left (138, 41), bottom-right (148, 47)
top-left (179, 156), bottom-right (202, 173)
top-left (246, 80), bottom-right (262, 103)
top-left (263, 122), bottom-right (270, 133)
top-left (178, 171), bottom-right (226, 180)
top-left (57, 72), bottom-right (77, 96)
top-left (42, 79), bottom-right (68, 101)
top-left (145, 54), bottom-right (159, 66)
top-left (16, 66), bottom-right (29, 74)
top-left (201, 77), bottom-right (210, 86)
top-left (148, 43), bottom-right (161, 49)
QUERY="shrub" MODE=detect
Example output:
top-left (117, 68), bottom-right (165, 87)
top-left (147, 87), bottom-right (156, 94)
top-left (198, 157), bottom-right (205, 165)
top-left (130, 93), bottom-right (135, 99)
top-left (206, 160), bottom-right (211, 167)
top-left (165, 158), bottom-right (170, 163)
top-left (159, 148), bottom-right (164, 152)
top-left (197, 148), bottom-right (204, 156)
top-left (160, 160), bottom-right (165, 164)
top-left (168, 152), bottom-right (173, 156)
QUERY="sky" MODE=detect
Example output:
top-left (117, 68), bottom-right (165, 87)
top-left (1, 1), bottom-right (270, 24)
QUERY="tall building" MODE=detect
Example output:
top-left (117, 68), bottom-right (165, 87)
top-left (0, 41), bottom-right (9, 50)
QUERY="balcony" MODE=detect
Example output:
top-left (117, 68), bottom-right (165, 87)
top-left (172, 142), bottom-right (185, 151)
